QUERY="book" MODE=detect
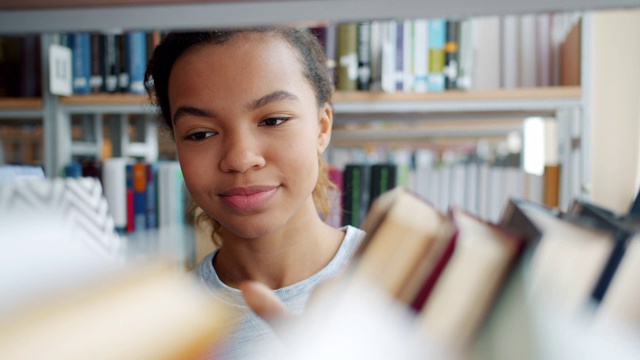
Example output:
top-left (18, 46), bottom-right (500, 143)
top-left (356, 22), bottom-right (371, 91)
top-left (351, 188), bottom-right (456, 305)
top-left (380, 20), bottom-right (397, 93)
top-left (125, 31), bottom-right (147, 94)
top-left (145, 163), bottom-right (157, 229)
top-left (100, 32), bottom-right (120, 93)
top-left (412, 19), bottom-right (429, 92)
top-left (133, 161), bottom-right (147, 232)
top-left (0, 260), bottom-right (234, 359)
top-left (443, 20), bottom-right (459, 89)
top-left (336, 23), bottom-right (358, 91)
top-left (501, 199), bottom-right (617, 315)
top-left (126, 163), bottom-right (135, 233)
top-left (102, 157), bottom-right (129, 234)
top-left (417, 207), bottom-right (524, 351)
top-left (567, 199), bottom-right (635, 304)
top-left (368, 163), bottom-right (397, 209)
top-left (427, 19), bottom-right (446, 92)
top-left (69, 32), bottom-right (91, 94)
top-left (89, 33), bottom-right (103, 92)
top-left (341, 164), bottom-right (370, 227)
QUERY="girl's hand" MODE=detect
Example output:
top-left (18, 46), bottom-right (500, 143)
top-left (240, 281), bottom-right (292, 324)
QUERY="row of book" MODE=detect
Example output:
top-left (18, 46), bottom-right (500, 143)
top-left (0, 35), bottom-right (41, 97)
top-left (313, 12), bottom-right (580, 93)
top-left (64, 158), bottom-right (189, 234)
top-left (328, 143), bottom-right (560, 226)
top-left (331, 184), bottom-right (640, 355)
top-left (64, 31), bottom-right (159, 95)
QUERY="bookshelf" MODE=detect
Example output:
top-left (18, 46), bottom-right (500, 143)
top-left (1, 1), bottom-right (639, 359)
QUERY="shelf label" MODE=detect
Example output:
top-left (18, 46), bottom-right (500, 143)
top-left (49, 44), bottom-right (72, 96)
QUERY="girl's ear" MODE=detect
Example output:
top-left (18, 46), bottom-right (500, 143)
top-left (317, 103), bottom-right (333, 154)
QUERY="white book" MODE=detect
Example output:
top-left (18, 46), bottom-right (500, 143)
top-left (449, 163), bottom-right (467, 209)
top-left (381, 20), bottom-right (397, 92)
top-left (464, 162), bottom-right (479, 216)
top-left (369, 20), bottom-right (384, 91)
top-left (102, 157), bottom-right (130, 232)
top-left (536, 13), bottom-right (552, 86)
top-left (519, 14), bottom-right (537, 87)
top-left (402, 19), bottom-right (414, 92)
top-left (500, 15), bottom-right (519, 88)
top-left (471, 16), bottom-right (501, 89)
top-left (412, 19), bottom-right (429, 92)
top-left (456, 19), bottom-right (474, 90)
top-left (477, 162), bottom-right (491, 220)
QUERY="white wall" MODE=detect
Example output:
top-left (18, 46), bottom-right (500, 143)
top-left (590, 9), bottom-right (640, 213)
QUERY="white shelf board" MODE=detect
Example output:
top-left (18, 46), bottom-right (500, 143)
top-left (0, 0), bottom-right (638, 34)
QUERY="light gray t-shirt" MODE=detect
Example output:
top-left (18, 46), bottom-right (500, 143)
top-left (194, 225), bottom-right (366, 360)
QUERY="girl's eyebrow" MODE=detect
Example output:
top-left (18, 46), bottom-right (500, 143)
top-left (248, 90), bottom-right (300, 111)
top-left (173, 106), bottom-right (215, 123)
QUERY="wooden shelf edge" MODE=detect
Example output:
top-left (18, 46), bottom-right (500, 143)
top-left (57, 87), bottom-right (582, 107)
top-left (332, 86), bottom-right (582, 103)
top-left (0, 97), bottom-right (43, 110)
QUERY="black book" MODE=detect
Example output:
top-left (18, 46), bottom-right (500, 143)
top-left (444, 20), bottom-right (460, 90)
top-left (369, 163), bottom-right (397, 209)
top-left (341, 164), bottom-right (370, 227)
top-left (100, 33), bottom-right (120, 93)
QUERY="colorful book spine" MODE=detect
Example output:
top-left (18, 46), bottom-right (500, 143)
top-left (395, 21), bottom-right (404, 91)
top-left (342, 164), bottom-right (370, 227)
top-left (125, 31), bottom-right (147, 94)
top-left (413, 19), bottom-right (429, 93)
top-left (100, 32), bottom-right (120, 93)
top-left (145, 163), bottom-right (157, 229)
top-left (337, 23), bottom-right (358, 91)
top-left (126, 163), bottom-right (135, 233)
top-left (369, 163), bottom-right (397, 209)
top-left (70, 33), bottom-right (91, 94)
top-left (427, 19), bottom-right (446, 92)
top-left (133, 162), bottom-right (147, 232)
top-left (444, 20), bottom-right (460, 89)
top-left (357, 22), bottom-right (371, 91)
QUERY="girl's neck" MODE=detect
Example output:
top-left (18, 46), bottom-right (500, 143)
top-left (213, 213), bottom-right (345, 290)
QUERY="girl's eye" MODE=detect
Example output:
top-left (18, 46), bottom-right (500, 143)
top-left (259, 117), bottom-right (290, 126)
top-left (185, 131), bottom-right (216, 141)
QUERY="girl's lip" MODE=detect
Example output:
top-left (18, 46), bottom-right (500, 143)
top-left (218, 185), bottom-right (279, 212)
top-left (219, 185), bottom-right (279, 196)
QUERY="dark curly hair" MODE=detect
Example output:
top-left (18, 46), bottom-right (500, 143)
top-left (144, 27), bottom-right (338, 243)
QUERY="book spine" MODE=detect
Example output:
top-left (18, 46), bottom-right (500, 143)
top-left (369, 163), bottom-right (397, 209)
top-left (412, 19), bottom-right (429, 93)
top-left (118, 33), bottom-right (129, 93)
top-left (89, 33), bottom-right (104, 93)
top-left (70, 33), bottom-right (91, 94)
top-left (342, 164), bottom-right (370, 227)
top-left (126, 31), bottom-right (147, 94)
top-left (402, 19), bottom-right (414, 92)
top-left (380, 20), bottom-right (397, 92)
top-left (368, 21), bottom-right (382, 91)
top-left (395, 21), bottom-right (404, 91)
top-left (19, 35), bottom-right (42, 97)
top-left (456, 19), bottom-right (474, 90)
top-left (325, 23), bottom-right (338, 86)
top-left (145, 163), bottom-right (157, 229)
top-left (126, 163), bottom-right (135, 233)
top-left (444, 20), bottom-right (460, 90)
top-left (337, 23), bottom-right (358, 91)
top-left (101, 33), bottom-right (120, 93)
top-left (133, 162), bottom-right (147, 232)
top-left (103, 158), bottom-right (128, 234)
top-left (357, 22), bottom-right (371, 91)
top-left (428, 19), bottom-right (446, 92)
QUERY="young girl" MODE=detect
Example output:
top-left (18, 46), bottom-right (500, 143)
top-left (145, 28), bottom-right (366, 358)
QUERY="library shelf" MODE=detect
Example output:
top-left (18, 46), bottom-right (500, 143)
top-left (0, 97), bottom-right (44, 119)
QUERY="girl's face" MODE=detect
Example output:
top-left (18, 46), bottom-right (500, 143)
top-left (168, 33), bottom-right (332, 239)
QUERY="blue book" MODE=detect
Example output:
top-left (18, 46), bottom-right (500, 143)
top-left (427, 19), bottom-right (446, 92)
top-left (64, 161), bottom-right (83, 178)
top-left (125, 32), bottom-right (147, 94)
top-left (70, 33), bottom-right (91, 94)
top-left (145, 163), bottom-right (157, 229)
